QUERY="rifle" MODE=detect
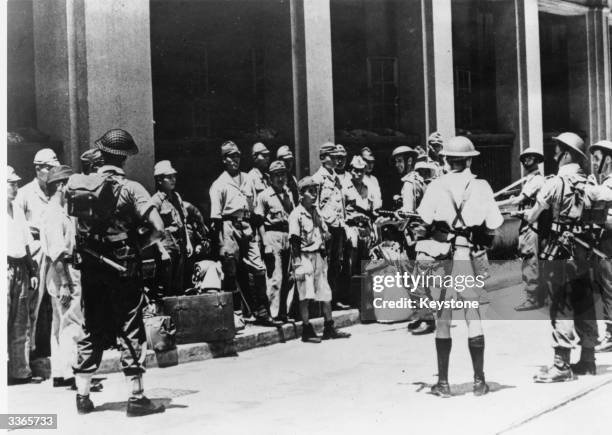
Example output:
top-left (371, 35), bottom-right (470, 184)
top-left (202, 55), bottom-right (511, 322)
top-left (81, 247), bottom-right (128, 276)
top-left (377, 209), bottom-right (421, 220)
top-left (494, 176), bottom-right (528, 198)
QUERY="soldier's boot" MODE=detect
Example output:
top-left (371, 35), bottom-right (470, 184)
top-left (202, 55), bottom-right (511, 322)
top-left (473, 375), bottom-right (490, 397)
top-left (534, 348), bottom-right (575, 383)
top-left (431, 338), bottom-right (452, 398)
top-left (76, 394), bottom-right (94, 414)
top-left (322, 320), bottom-right (351, 340)
top-left (412, 320), bottom-right (436, 335)
top-left (513, 299), bottom-right (542, 312)
top-left (301, 323), bottom-right (321, 343)
top-left (430, 381), bottom-right (451, 398)
top-left (571, 347), bottom-right (596, 375)
top-left (126, 396), bottom-right (165, 417)
top-left (595, 332), bottom-right (612, 353)
top-left (468, 335), bottom-right (489, 396)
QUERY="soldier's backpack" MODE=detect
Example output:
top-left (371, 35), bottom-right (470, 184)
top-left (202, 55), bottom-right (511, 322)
top-left (558, 174), bottom-right (587, 223)
top-left (66, 173), bottom-right (121, 224)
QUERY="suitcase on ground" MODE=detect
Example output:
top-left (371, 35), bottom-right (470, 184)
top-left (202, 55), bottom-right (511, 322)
top-left (162, 292), bottom-right (236, 344)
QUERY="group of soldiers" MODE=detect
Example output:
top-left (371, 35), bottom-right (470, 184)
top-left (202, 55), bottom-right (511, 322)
top-left (7, 125), bottom-right (612, 416)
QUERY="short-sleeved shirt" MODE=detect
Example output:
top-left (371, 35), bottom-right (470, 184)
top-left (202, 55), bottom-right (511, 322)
top-left (14, 179), bottom-right (51, 237)
top-left (312, 166), bottom-right (345, 228)
top-left (209, 171), bottom-right (256, 219)
top-left (255, 185), bottom-right (295, 229)
top-left (7, 202), bottom-right (32, 258)
top-left (519, 170), bottom-right (545, 208)
top-left (536, 163), bottom-right (587, 221)
top-left (97, 165), bottom-right (155, 233)
top-left (152, 191), bottom-right (187, 233)
top-left (246, 167), bottom-right (269, 205)
top-left (289, 204), bottom-right (327, 252)
top-left (401, 171), bottom-right (426, 213)
top-left (344, 179), bottom-right (374, 220)
top-left (417, 168), bottom-right (503, 230)
top-left (363, 174), bottom-right (382, 210)
top-left (40, 202), bottom-right (76, 263)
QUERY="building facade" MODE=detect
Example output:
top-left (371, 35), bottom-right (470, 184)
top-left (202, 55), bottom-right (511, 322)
top-left (7, 0), bottom-right (612, 208)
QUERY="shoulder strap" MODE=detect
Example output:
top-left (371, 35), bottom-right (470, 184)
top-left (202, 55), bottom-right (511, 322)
top-left (447, 178), bottom-right (474, 228)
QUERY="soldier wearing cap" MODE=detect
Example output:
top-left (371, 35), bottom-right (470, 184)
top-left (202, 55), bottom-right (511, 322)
top-left (427, 132), bottom-right (446, 177)
top-left (524, 132), bottom-right (599, 382)
top-left (80, 149), bottom-right (105, 175)
top-left (72, 129), bottom-right (166, 416)
top-left (289, 176), bottom-right (351, 342)
top-left (14, 148), bottom-right (60, 358)
top-left (246, 142), bottom-right (271, 205)
top-left (417, 136), bottom-right (503, 397)
top-left (587, 140), bottom-right (612, 353)
top-left (7, 166), bottom-right (40, 384)
top-left (277, 145), bottom-right (299, 204)
top-left (334, 144), bottom-right (352, 190)
top-left (209, 141), bottom-right (280, 327)
top-left (39, 165), bottom-right (90, 390)
top-left (342, 156), bottom-right (376, 285)
top-left (255, 160), bottom-right (296, 322)
top-left (361, 147), bottom-right (382, 210)
top-left (497, 148), bottom-right (546, 311)
top-left (152, 160), bottom-right (193, 295)
top-left (311, 142), bottom-right (349, 310)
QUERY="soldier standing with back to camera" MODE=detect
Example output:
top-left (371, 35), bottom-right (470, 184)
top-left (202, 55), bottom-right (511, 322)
top-left (209, 141), bottom-right (280, 326)
top-left (496, 148), bottom-right (546, 311)
top-left (586, 139), bottom-right (612, 353)
top-left (524, 132), bottom-right (599, 382)
top-left (312, 142), bottom-right (350, 310)
top-left (417, 136), bottom-right (503, 397)
top-left (72, 129), bottom-right (166, 416)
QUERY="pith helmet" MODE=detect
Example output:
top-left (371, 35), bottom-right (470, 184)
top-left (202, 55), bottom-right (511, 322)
top-left (7, 166), bottom-right (21, 182)
top-left (154, 160), bottom-right (178, 177)
top-left (440, 136), bottom-right (480, 157)
top-left (350, 156), bottom-right (367, 169)
top-left (519, 147), bottom-right (544, 163)
top-left (391, 146), bottom-right (418, 159)
top-left (589, 140), bottom-right (612, 155)
top-left (552, 132), bottom-right (586, 160)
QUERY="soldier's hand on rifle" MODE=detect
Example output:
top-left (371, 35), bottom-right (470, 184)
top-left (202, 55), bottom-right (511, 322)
top-left (186, 238), bottom-right (193, 257)
top-left (29, 276), bottom-right (38, 291)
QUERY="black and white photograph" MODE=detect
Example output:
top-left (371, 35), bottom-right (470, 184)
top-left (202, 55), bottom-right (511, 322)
top-left (3, 0), bottom-right (612, 433)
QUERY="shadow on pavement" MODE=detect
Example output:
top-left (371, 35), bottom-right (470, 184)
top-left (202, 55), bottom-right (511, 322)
top-left (412, 381), bottom-right (515, 397)
top-left (94, 398), bottom-right (188, 413)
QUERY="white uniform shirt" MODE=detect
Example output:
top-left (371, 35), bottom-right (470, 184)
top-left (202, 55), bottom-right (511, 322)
top-left (14, 179), bottom-right (51, 238)
top-left (418, 168), bottom-right (503, 230)
top-left (363, 174), bottom-right (382, 210)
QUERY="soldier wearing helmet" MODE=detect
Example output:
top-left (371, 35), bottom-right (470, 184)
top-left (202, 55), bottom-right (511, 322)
top-left (587, 140), bottom-right (612, 353)
top-left (417, 136), bottom-right (503, 397)
top-left (71, 129), bottom-right (166, 416)
top-left (387, 145), bottom-right (419, 208)
top-left (497, 147), bottom-right (546, 312)
top-left (524, 132), bottom-right (599, 382)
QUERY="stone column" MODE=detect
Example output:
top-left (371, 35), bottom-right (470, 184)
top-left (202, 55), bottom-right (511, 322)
top-left (495, 0), bottom-right (544, 180)
top-left (421, 0), bottom-right (455, 143)
top-left (33, 0), bottom-right (155, 190)
top-left (567, 6), bottom-right (611, 146)
top-left (290, 0), bottom-right (335, 177)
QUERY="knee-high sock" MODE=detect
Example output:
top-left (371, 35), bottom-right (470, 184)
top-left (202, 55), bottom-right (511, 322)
top-left (435, 338), bottom-right (452, 383)
top-left (468, 335), bottom-right (485, 380)
top-left (126, 374), bottom-right (144, 399)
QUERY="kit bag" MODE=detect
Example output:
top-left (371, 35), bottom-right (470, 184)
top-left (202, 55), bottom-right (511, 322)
top-left (66, 173), bottom-right (120, 223)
